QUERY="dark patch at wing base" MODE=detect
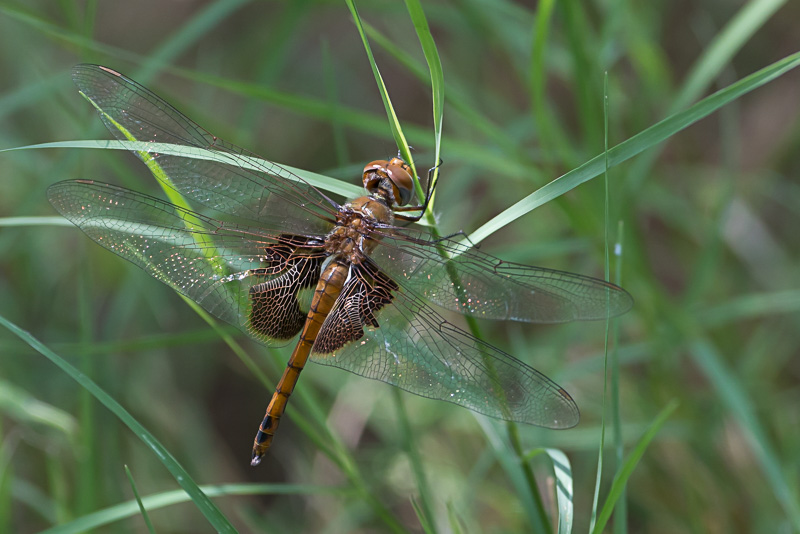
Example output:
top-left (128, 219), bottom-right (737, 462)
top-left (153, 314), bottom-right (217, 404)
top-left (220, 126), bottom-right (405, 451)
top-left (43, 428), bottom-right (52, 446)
top-left (249, 236), bottom-right (325, 340)
top-left (313, 260), bottom-right (398, 353)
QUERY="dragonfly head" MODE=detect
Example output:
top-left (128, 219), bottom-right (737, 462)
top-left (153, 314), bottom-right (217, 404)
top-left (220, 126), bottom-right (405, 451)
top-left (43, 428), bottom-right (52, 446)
top-left (362, 157), bottom-right (414, 206)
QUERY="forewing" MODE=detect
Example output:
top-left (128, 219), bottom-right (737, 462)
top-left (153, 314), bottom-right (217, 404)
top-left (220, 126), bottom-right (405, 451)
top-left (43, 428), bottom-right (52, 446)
top-left (371, 226), bottom-right (633, 323)
top-left (311, 260), bottom-right (579, 428)
top-left (72, 64), bottom-right (335, 233)
top-left (48, 180), bottom-right (328, 345)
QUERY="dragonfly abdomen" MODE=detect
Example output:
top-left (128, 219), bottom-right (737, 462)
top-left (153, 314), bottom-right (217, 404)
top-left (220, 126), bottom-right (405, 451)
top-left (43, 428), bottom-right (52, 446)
top-left (250, 259), bottom-right (349, 466)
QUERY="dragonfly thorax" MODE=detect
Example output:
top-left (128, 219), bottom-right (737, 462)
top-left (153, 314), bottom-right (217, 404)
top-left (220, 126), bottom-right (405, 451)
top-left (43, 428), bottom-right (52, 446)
top-left (326, 195), bottom-right (393, 261)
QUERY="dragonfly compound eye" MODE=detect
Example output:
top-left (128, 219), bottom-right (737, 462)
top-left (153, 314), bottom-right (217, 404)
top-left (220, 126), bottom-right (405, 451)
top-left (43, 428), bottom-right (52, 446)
top-left (362, 158), bottom-right (413, 206)
top-left (385, 157), bottom-right (414, 206)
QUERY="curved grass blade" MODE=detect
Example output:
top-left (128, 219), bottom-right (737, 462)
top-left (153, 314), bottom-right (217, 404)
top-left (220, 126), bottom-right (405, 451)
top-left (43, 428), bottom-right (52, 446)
top-left (405, 0), bottom-right (444, 207)
top-left (410, 497), bottom-right (435, 534)
top-left (3, 140), bottom-right (362, 199)
top-left (525, 448), bottom-right (574, 534)
top-left (0, 314), bottom-right (237, 534)
top-left (366, 6), bottom-right (556, 529)
top-left (0, 216), bottom-right (72, 227)
top-left (469, 50), bottom-right (800, 245)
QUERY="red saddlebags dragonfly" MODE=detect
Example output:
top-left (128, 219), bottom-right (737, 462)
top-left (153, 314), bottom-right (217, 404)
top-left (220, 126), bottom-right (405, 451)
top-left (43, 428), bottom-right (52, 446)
top-left (48, 65), bottom-right (632, 466)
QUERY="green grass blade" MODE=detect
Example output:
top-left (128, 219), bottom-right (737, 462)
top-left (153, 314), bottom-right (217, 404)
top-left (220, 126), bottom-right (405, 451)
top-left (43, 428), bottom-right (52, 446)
top-left (391, 6), bottom-right (548, 528)
top-left (478, 418), bottom-right (551, 533)
top-left (469, 50), bottom-right (800, 245)
top-left (525, 448), bottom-right (574, 534)
top-left (611, 221), bottom-right (627, 534)
top-left (548, 449), bottom-right (574, 534)
top-left (405, 0), bottom-right (444, 204)
top-left (346, 6), bottom-right (446, 531)
top-left (589, 76), bottom-right (612, 531)
top-left (123, 465), bottom-right (156, 534)
top-left (0, 314), bottom-right (237, 534)
top-left (3, 140), bottom-right (363, 199)
top-left (0, 217), bottom-right (72, 227)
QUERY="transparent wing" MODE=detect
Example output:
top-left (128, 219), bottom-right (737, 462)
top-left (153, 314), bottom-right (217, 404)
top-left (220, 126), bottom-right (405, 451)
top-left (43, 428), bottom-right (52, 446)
top-left (311, 259), bottom-right (579, 428)
top-left (371, 226), bottom-right (633, 323)
top-left (48, 179), bottom-right (328, 345)
top-left (72, 64), bottom-right (336, 233)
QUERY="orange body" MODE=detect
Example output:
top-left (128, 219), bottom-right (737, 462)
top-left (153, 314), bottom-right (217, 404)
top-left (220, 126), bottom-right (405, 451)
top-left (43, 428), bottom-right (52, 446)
top-left (250, 195), bottom-right (394, 466)
top-left (250, 258), bottom-right (348, 465)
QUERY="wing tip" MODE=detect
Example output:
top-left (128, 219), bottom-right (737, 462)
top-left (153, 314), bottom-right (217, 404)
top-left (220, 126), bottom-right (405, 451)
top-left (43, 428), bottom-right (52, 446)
top-left (549, 387), bottom-right (580, 429)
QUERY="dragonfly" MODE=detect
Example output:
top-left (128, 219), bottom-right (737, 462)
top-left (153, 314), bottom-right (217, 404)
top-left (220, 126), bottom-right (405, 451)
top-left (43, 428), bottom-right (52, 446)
top-left (49, 65), bottom-right (632, 466)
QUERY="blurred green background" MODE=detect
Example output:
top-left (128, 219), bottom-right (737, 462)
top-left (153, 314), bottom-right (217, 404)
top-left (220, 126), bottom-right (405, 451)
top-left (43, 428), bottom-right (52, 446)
top-left (2, 1), bottom-right (800, 532)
